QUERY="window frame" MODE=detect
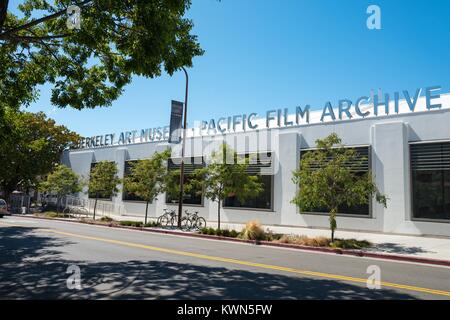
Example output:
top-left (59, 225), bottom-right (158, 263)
top-left (122, 159), bottom-right (149, 203)
top-left (299, 144), bottom-right (373, 218)
top-left (165, 156), bottom-right (205, 207)
top-left (222, 151), bottom-right (275, 212)
top-left (409, 140), bottom-right (450, 224)
top-left (88, 162), bottom-right (113, 201)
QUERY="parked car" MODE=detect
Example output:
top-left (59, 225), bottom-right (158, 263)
top-left (0, 199), bottom-right (9, 218)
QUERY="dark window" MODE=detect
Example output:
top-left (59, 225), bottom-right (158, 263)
top-left (301, 146), bottom-right (371, 216)
top-left (224, 152), bottom-right (273, 210)
top-left (88, 162), bottom-right (113, 200)
top-left (411, 142), bottom-right (450, 221)
top-left (166, 157), bottom-right (204, 205)
top-left (122, 160), bottom-right (146, 201)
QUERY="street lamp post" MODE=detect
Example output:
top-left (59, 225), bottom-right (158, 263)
top-left (177, 66), bottom-right (189, 228)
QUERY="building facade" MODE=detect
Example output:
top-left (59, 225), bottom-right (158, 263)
top-left (63, 91), bottom-right (450, 237)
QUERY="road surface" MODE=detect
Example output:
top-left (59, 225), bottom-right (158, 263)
top-left (0, 216), bottom-right (449, 299)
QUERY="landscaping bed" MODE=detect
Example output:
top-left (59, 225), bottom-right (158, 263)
top-left (32, 213), bottom-right (372, 250)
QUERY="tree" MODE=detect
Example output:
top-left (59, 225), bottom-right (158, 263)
top-left (292, 133), bottom-right (387, 242)
top-left (0, 0), bottom-right (203, 112)
top-left (88, 161), bottom-right (121, 219)
top-left (39, 164), bottom-right (82, 211)
top-left (123, 149), bottom-right (171, 224)
top-left (0, 109), bottom-right (79, 199)
top-left (191, 144), bottom-right (264, 230)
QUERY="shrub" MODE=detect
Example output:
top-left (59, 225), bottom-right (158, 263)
top-left (144, 221), bottom-right (158, 228)
top-left (239, 220), bottom-right (266, 241)
top-left (277, 235), bottom-right (330, 247)
top-left (229, 230), bottom-right (239, 238)
top-left (331, 239), bottom-right (372, 249)
top-left (199, 227), bottom-right (240, 238)
top-left (100, 216), bottom-right (114, 222)
top-left (119, 220), bottom-right (143, 227)
top-left (276, 235), bottom-right (372, 249)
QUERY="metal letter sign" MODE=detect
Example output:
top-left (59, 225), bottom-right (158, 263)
top-left (169, 100), bottom-right (184, 144)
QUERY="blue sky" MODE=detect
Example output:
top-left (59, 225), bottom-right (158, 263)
top-left (14, 0), bottom-right (450, 136)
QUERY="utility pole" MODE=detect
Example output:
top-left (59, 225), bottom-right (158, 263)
top-left (177, 66), bottom-right (189, 228)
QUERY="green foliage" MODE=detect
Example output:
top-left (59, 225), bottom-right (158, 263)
top-left (238, 220), bottom-right (267, 241)
top-left (0, 109), bottom-right (79, 196)
top-left (331, 238), bottom-right (372, 249)
top-left (0, 0), bottom-right (204, 111)
top-left (123, 149), bottom-right (171, 203)
top-left (88, 161), bottom-right (121, 199)
top-left (190, 143), bottom-right (264, 229)
top-left (119, 220), bottom-right (143, 227)
top-left (199, 227), bottom-right (240, 238)
top-left (292, 133), bottom-right (387, 241)
top-left (100, 216), bottom-right (114, 222)
top-left (276, 234), bottom-right (372, 249)
top-left (144, 221), bottom-right (159, 228)
top-left (39, 164), bottom-right (82, 199)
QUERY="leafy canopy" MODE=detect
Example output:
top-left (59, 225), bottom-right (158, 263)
top-left (88, 161), bottom-right (121, 198)
top-left (0, 109), bottom-right (79, 193)
top-left (39, 164), bottom-right (82, 197)
top-left (191, 144), bottom-right (264, 204)
top-left (292, 133), bottom-right (387, 240)
top-left (123, 149), bottom-right (171, 203)
top-left (0, 0), bottom-right (204, 111)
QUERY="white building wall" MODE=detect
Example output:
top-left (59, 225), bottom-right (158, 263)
top-left (63, 107), bottom-right (450, 237)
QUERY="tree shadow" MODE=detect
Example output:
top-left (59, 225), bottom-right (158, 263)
top-left (368, 242), bottom-right (432, 255)
top-left (0, 226), bottom-right (417, 300)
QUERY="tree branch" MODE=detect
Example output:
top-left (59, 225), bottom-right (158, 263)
top-left (0, 0), bottom-right (9, 32)
top-left (0, 0), bottom-right (92, 39)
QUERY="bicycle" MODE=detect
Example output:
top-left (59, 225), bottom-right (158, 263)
top-left (183, 209), bottom-right (206, 231)
top-left (157, 208), bottom-right (177, 227)
top-left (63, 205), bottom-right (89, 218)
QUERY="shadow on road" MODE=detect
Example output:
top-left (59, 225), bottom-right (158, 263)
top-left (0, 225), bottom-right (417, 299)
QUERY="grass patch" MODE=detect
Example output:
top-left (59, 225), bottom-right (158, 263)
top-left (199, 227), bottom-right (240, 238)
top-left (99, 216), bottom-right (114, 222)
top-left (331, 238), bottom-right (372, 249)
top-left (238, 220), bottom-right (266, 241)
top-left (276, 234), bottom-right (372, 249)
top-left (34, 211), bottom-right (72, 219)
top-left (119, 220), bottom-right (143, 227)
top-left (144, 221), bottom-right (159, 228)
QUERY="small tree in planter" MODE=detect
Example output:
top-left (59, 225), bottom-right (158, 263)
top-left (292, 133), bottom-right (387, 242)
top-left (191, 143), bottom-right (264, 230)
top-left (39, 164), bottom-right (82, 213)
top-left (88, 161), bottom-right (121, 219)
top-left (123, 149), bottom-right (171, 224)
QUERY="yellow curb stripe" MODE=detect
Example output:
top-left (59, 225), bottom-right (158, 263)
top-left (1, 221), bottom-right (450, 297)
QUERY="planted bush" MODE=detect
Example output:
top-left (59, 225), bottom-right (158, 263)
top-left (119, 220), bottom-right (143, 227)
top-left (100, 216), bottom-right (114, 222)
top-left (144, 221), bottom-right (159, 228)
top-left (239, 220), bottom-right (266, 241)
top-left (199, 227), bottom-right (240, 238)
top-left (276, 235), bottom-right (372, 249)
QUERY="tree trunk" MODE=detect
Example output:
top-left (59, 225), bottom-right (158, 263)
top-left (0, 0), bottom-right (9, 31)
top-left (144, 200), bottom-right (149, 225)
top-left (217, 199), bottom-right (221, 231)
top-left (93, 193), bottom-right (98, 220)
top-left (329, 207), bottom-right (338, 243)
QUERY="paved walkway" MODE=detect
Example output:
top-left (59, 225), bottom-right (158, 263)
top-left (29, 212), bottom-right (450, 262)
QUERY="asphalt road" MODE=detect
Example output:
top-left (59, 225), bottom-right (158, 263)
top-left (0, 216), bottom-right (449, 300)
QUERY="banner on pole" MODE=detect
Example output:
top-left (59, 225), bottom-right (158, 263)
top-left (169, 100), bottom-right (184, 144)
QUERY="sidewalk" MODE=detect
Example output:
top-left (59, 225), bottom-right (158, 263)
top-left (32, 212), bottom-right (450, 263)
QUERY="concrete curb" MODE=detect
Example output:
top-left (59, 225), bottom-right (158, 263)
top-left (12, 214), bottom-right (450, 267)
